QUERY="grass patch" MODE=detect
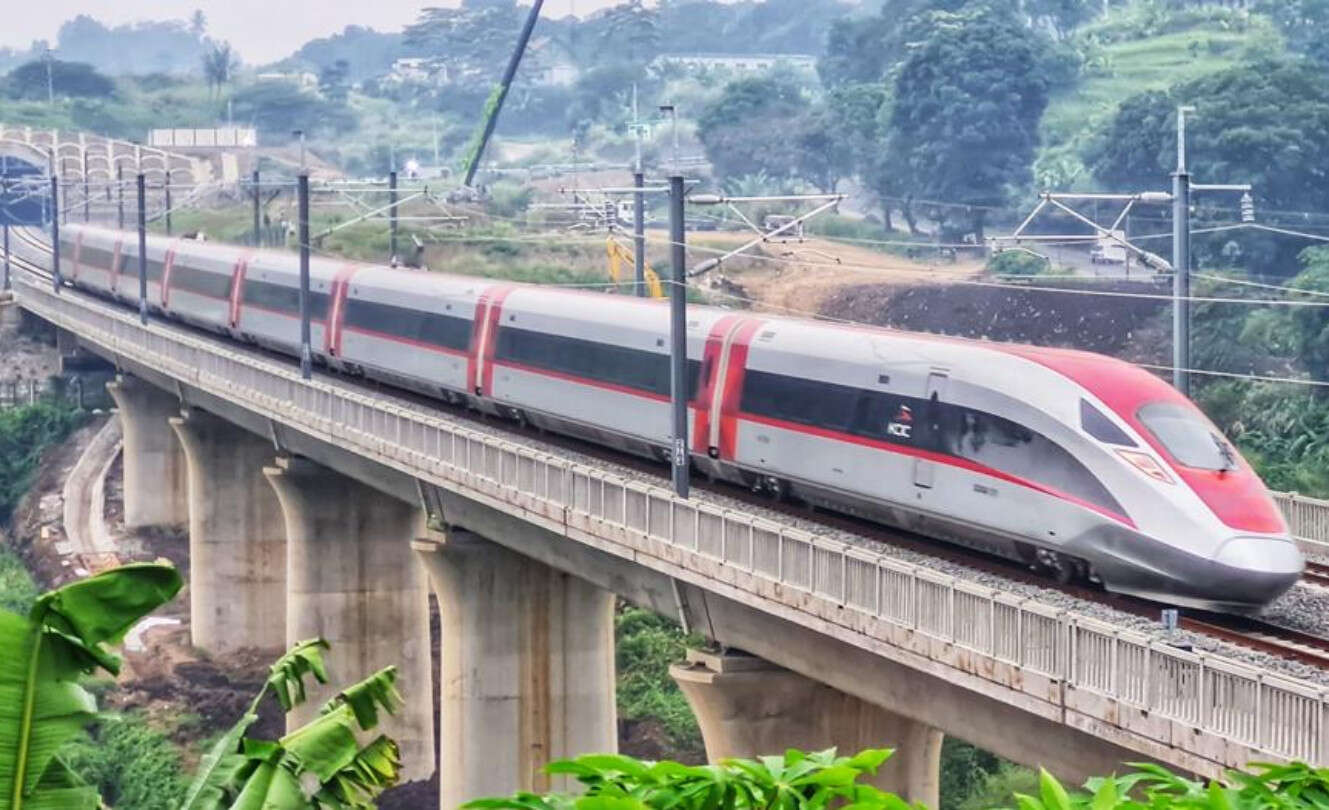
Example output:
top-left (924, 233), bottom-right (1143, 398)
top-left (62, 713), bottom-right (188, 810)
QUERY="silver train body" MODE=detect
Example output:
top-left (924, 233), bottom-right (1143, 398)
top-left (45, 224), bottom-right (1304, 612)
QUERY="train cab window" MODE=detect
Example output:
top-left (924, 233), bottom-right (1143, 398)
top-left (1137, 402), bottom-right (1233, 470)
top-left (1080, 399), bottom-right (1136, 446)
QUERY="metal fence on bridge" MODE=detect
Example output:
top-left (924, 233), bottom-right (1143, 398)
top-left (1272, 492), bottom-right (1329, 556)
top-left (15, 271), bottom-right (1329, 774)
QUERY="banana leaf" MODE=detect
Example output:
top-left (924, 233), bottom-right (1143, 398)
top-left (180, 638), bottom-right (404, 810)
top-left (0, 562), bottom-right (182, 810)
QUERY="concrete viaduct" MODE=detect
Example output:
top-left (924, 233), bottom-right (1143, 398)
top-left (4, 234), bottom-right (1329, 809)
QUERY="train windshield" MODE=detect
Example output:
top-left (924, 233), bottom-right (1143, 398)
top-left (1137, 402), bottom-right (1235, 471)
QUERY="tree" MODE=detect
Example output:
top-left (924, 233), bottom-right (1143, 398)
top-left (885, 4), bottom-right (1052, 240)
top-left (189, 10), bottom-right (207, 39)
top-left (796, 82), bottom-right (888, 193)
top-left (1088, 60), bottom-right (1329, 276)
top-left (600, 0), bottom-right (660, 65)
top-left (3, 59), bottom-right (113, 100)
top-left (404, 1), bottom-right (524, 88)
top-left (201, 42), bottom-right (236, 99)
top-left (697, 73), bottom-right (810, 183)
top-left (319, 58), bottom-right (351, 106)
top-left (230, 80), bottom-right (356, 137)
top-left (0, 563), bottom-right (182, 809)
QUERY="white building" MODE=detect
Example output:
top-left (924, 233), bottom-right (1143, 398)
top-left (652, 53), bottom-right (817, 74)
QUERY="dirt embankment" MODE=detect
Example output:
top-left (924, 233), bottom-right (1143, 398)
top-left (816, 278), bottom-right (1172, 361)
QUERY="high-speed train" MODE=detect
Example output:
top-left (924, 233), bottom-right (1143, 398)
top-left (37, 223), bottom-right (1304, 611)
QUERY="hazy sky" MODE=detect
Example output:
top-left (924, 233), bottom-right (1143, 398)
top-left (2, 1), bottom-right (621, 64)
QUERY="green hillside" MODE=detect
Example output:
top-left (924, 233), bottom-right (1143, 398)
top-left (1036, 3), bottom-right (1282, 189)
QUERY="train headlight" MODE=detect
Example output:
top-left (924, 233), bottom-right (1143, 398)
top-left (1117, 449), bottom-right (1175, 485)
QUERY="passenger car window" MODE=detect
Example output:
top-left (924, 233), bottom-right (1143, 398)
top-left (1080, 399), bottom-right (1136, 446)
top-left (1137, 402), bottom-right (1233, 470)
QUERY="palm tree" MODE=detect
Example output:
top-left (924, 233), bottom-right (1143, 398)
top-left (202, 42), bottom-right (236, 99)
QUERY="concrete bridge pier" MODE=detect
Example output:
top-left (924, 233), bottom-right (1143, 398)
top-left (415, 530), bottom-right (617, 810)
top-left (106, 375), bottom-right (187, 528)
top-left (672, 650), bottom-right (943, 808)
top-left (264, 456), bottom-right (435, 782)
top-left (169, 407), bottom-right (286, 653)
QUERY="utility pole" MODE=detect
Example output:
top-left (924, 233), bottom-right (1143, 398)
top-left (82, 174), bottom-right (89, 222)
top-left (116, 165), bottom-right (124, 231)
top-left (668, 174), bottom-right (689, 498)
top-left (50, 175), bottom-right (60, 294)
top-left (388, 169), bottom-right (399, 264)
top-left (298, 172), bottom-right (312, 379)
top-left (659, 104), bottom-right (679, 172)
top-left (1172, 105), bottom-right (1195, 397)
top-left (44, 48), bottom-right (54, 106)
top-left (164, 180), bottom-right (172, 236)
top-left (252, 169), bottom-right (261, 246)
top-left (137, 171), bottom-right (147, 325)
top-left (3, 222), bottom-right (9, 293)
top-left (632, 84), bottom-right (646, 297)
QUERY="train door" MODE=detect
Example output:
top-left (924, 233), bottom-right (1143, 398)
top-left (913, 371), bottom-right (948, 488)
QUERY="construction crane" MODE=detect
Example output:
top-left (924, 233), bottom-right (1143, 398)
top-left (606, 237), bottom-right (664, 298)
top-left (460, 0), bottom-right (546, 187)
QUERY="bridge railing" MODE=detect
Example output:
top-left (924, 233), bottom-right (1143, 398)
top-left (15, 271), bottom-right (1329, 771)
top-left (1273, 492), bottom-right (1329, 556)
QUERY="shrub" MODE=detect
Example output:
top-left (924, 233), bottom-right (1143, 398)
top-left (987, 250), bottom-right (1050, 276)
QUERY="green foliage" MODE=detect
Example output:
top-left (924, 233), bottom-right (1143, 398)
top-left (886, 4), bottom-right (1052, 239)
top-left (796, 82), bottom-right (889, 193)
top-left (697, 73), bottom-right (810, 183)
top-left (61, 715), bottom-right (187, 810)
top-left (987, 251), bottom-right (1051, 276)
top-left (1088, 59), bottom-right (1329, 275)
top-left (615, 607), bottom-right (702, 757)
top-left (1001, 761), bottom-right (1329, 810)
top-left (0, 549), bottom-right (37, 618)
top-left (180, 639), bottom-right (403, 810)
top-left (4, 60), bottom-right (114, 101)
top-left (939, 739), bottom-right (1002, 810)
top-left (956, 766), bottom-right (1040, 810)
top-left (488, 182), bottom-right (535, 220)
top-left (466, 748), bottom-right (908, 810)
top-left (229, 81), bottom-right (356, 140)
top-left (0, 401), bottom-right (83, 523)
top-left (0, 563), bottom-right (183, 810)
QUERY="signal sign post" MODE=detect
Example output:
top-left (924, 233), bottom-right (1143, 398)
top-left (668, 174), bottom-right (689, 499)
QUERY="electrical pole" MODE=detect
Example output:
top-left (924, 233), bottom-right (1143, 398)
top-left (164, 181), bottom-right (172, 236)
top-left (298, 172), bottom-right (312, 379)
top-left (388, 169), bottom-right (399, 264)
top-left (3, 222), bottom-right (9, 293)
top-left (1171, 105), bottom-right (1194, 396)
top-left (668, 174), bottom-right (689, 498)
top-left (137, 171), bottom-right (147, 325)
top-left (252, 169), bottom-right (261, 246)
top-left (45, 48), bottom-right (54, 106)
top-left (632, 84), bottom-right (646, 297)
top-left (116, 165), bottom-right (124, 231)
top-left (50, 175), bottom-right (60, 294)
top-left (82, 174), bottom-right (89, 222)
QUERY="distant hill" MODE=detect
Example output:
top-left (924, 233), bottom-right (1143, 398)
top-left (1036, 3), bottom-right (1282, 189)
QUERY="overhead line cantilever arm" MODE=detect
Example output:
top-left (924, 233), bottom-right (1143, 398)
top-left (688, 197), bottom-right (843, 278)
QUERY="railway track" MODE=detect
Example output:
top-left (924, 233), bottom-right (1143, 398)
top-left (1302, 561), bottom-right (1329, 589)
top-left (10, 230), bottom-right (1329, 672)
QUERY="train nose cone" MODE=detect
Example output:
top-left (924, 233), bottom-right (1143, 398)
top-left (1210, 536), bottom-right (1304, 608)
top-left (1214, 536), bottom-right (1304, 575)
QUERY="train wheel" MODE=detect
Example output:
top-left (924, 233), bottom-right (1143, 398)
top-left (1034, 548), bottom-right (1077, 585)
